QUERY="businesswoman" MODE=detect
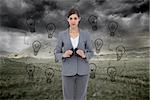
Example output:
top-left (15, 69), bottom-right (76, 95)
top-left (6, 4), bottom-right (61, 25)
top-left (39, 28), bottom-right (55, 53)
top-left (54, 8), bottom-right (94, 100)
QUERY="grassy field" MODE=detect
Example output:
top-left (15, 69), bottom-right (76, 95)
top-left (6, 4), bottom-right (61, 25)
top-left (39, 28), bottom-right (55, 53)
top-left (0, 57), bottom-right (149, 100)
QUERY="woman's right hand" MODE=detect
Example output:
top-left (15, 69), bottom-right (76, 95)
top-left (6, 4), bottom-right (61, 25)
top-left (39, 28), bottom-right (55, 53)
top-left (63, 49), bottom-right (73, 58)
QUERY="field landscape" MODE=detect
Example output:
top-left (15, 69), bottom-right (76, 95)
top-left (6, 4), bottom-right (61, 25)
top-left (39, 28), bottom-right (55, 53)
top-left (0, 48), bottom-right (149, 100)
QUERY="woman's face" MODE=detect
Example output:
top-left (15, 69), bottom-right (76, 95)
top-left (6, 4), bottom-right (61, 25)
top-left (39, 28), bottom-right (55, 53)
top-left (67, 14), bottom-right (80, 28)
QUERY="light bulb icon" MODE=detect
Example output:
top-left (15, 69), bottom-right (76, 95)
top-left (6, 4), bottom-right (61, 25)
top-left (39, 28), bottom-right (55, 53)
top-left (94, 38), bottom-right (103, 54)
top-left (45, 68), bottom-right (55, 83)
top-left (116, 45), bottom-right (125, 61)
top-left (32, 40), bottom-right (41, 56)
top-left (89, 63), bottom-right (97, 79)
top-left (107, 66), bottom-right (117, 82)
top-left (108, 21), bottom-right (118, 37)
top-left (46, 23), bottom-right (56, 38)
top-left (26, 16), bottom-right (36, 33)
top-left (88, 15), bottom-right (98, 31)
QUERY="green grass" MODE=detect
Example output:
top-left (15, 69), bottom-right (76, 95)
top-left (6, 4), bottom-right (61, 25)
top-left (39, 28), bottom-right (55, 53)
top-left (0, 57), bottom-right (149, 100)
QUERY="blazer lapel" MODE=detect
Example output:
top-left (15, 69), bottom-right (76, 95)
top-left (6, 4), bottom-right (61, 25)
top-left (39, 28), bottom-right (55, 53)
top-left (66, 29), bottom-right (73, 49)
top-left (77, 29), bottom-right (82, 49)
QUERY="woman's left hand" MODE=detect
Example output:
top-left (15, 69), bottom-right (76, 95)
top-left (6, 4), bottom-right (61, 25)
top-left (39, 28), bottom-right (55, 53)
top-left (76, 49), bottom-right (86, 58)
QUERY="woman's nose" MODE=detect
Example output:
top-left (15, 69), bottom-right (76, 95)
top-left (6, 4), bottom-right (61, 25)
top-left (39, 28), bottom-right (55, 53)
top-left (73, 19), bottom-right (77, 22)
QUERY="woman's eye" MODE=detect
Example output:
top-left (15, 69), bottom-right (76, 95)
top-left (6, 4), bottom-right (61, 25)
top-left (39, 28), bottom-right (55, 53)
top-left (70, 18), bottom-right (72, 20)
top-left (74, 17), bottom-right (77, 20)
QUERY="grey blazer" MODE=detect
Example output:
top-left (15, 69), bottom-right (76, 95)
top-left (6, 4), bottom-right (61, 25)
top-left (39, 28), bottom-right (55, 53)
top-left (54, 29), bottom-right (94, 76)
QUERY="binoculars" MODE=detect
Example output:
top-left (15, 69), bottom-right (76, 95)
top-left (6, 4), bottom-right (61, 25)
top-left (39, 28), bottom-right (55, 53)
top-left (63, 48), bottom-right (86, 59)
top-left (69, 48), bottom-right (86, 59)
top-left (70, 48), bottom-right (78, 57)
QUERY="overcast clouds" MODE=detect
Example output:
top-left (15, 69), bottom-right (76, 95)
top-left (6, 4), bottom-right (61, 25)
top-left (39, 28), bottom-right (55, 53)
top-left (0, 0), bottom-right (149, 32)
top-left (0, 0), bottom-right (149, 56)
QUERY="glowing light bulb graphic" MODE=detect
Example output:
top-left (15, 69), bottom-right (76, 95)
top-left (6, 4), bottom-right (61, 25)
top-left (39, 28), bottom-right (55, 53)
top-left (94, 38), bottom-right (103, 54)
top-left (32, 40), bottom-right (41, 56)
top-left (107, 66), bottom-right (117, 82)
top-left (46, 23), bottom-right (56, 38)
top-left (116, 45), bottom-right (125, 61)
top-left (26, 16), bottom-right (36, 33)
top-left (45, 68), bottom-right (55, 83)
top-left (88, 15), bottom-right (98, 31)
top-left (108, 21), bottom-right (118, 37)
top-left (89, 63), bottom-right (97, 79)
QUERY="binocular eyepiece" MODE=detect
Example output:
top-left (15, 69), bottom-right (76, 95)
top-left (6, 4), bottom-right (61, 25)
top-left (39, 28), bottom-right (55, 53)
top-left (70, 48), bottom-right (78, 57)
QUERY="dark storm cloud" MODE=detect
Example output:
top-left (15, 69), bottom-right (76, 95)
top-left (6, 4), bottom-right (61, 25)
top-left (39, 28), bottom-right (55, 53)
top-left (0, 0), bottom-right (31, 29)
top-left (0, 0), bottom-right (149, 33)
top-left (24, 0), bottom-right (59, 19)
top-left (123, 0), bottom-right (145, 4)
top-left (111, 0), bottom-right (149, 17)
top-left (92, 0), bottom-right (149, 36)
top-left (95, 0), bottom-right (106, 5)
top-left (0, 0), bottom-right (59, 30)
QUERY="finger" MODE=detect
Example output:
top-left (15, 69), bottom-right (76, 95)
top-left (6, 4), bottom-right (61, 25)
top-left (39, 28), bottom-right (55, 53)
top-left (69, 51), bottom-right (73, 54)
top-left (76, 51), bottom-right (81, 55)
top-left (68, 50), bottom-right (72, 54)
top-left (69, 50), bottom-right (73, 52)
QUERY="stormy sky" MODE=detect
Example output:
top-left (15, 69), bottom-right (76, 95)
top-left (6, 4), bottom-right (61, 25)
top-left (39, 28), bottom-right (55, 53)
top-left (0, 0), bottom-right (149, 57)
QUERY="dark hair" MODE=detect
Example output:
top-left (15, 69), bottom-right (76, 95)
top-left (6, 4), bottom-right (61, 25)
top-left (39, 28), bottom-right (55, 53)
top-left (67, 8), bottom-right (80, 18)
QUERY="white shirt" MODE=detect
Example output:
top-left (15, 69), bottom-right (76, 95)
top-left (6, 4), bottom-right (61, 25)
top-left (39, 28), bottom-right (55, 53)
top-left (70, 35), bottom-right (79, 49)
